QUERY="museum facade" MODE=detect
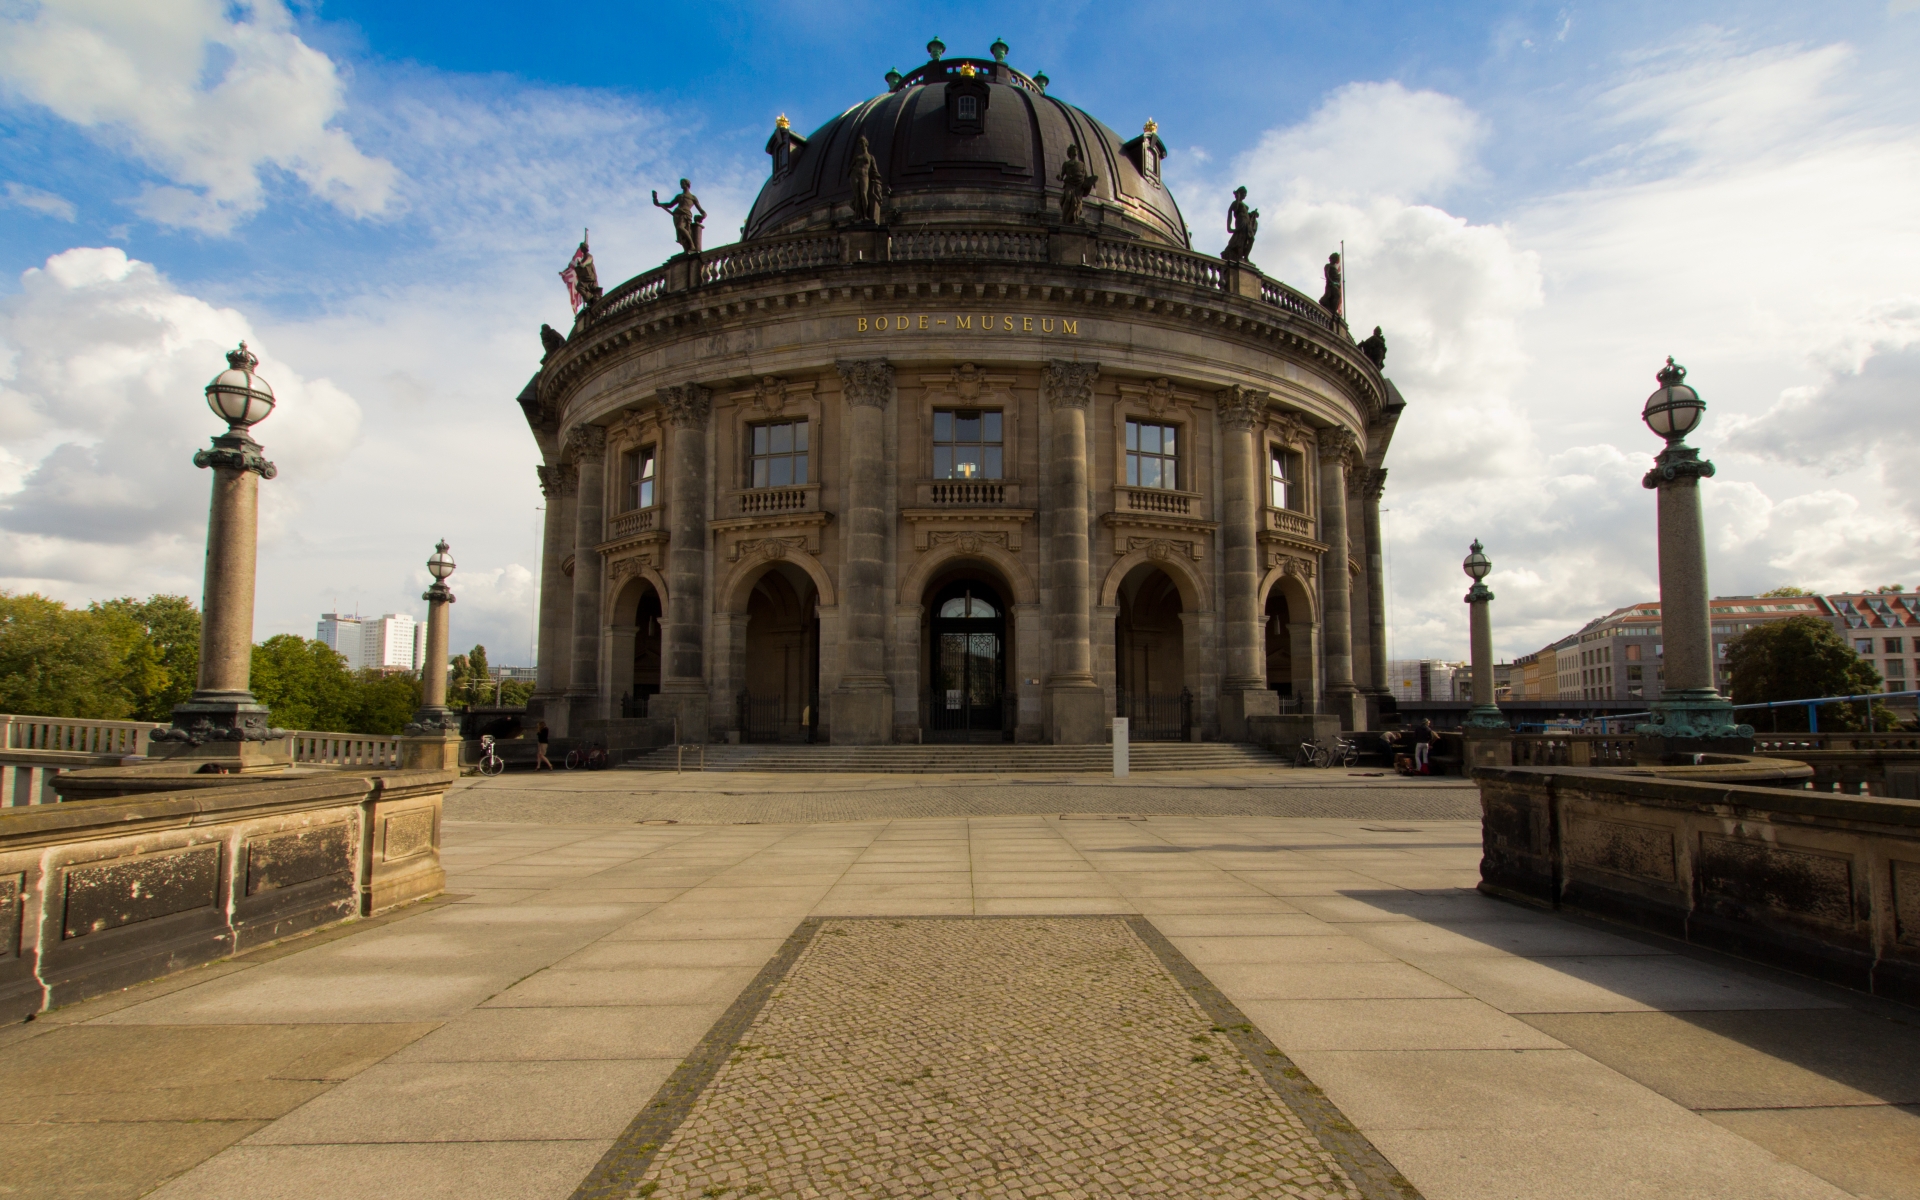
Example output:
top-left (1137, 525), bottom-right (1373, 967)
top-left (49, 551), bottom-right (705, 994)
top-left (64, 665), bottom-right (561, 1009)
top-left (521, 42), bottom-right (1403, 745)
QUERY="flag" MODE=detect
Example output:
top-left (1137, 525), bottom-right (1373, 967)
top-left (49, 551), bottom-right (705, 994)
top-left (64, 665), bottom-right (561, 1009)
top-left (560, 240), bottom-right (590, 312)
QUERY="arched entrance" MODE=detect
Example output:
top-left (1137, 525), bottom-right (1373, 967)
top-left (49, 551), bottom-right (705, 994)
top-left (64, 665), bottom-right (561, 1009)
top-left (740, 566), bottom-right (820, 742)
top-left (1115, 564), bottom-right (1190, 740)
top-left (629, 585), bottom-right (662, 714)
top-left (925, 576), bottom-right (1011, 742)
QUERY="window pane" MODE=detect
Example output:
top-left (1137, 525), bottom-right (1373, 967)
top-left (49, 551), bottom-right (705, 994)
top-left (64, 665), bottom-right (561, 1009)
top-left (934, 411), bottom-right (952, 442)
top-left (983, 447), bottom-right (1002, 478)
top-left (640, 451), bottom-right (655, 479)
top-left (955, 449), bottom-right (981, 477)
top-left (770, 456), bottom-right (792, 486)
top-left (1125, 421), bottom-right (1139, 451)
top-left (934, 447), bottom-right (952, 478)
top-left (753, 426), bottom-right (769, 455)
top-left (770, 423), bottom-right (793, 453)
top-left (639, 479), bottom-right (653, 507)
top-left (1126, 455), bottom-right (1139, 486)
top-left (1162, 456), bottom-right (1177, 490)
top-left (753, 459), bottom-right (768, 488)
top-left (1140, 424), bottom-right (1160, 454)
top-left (956, 414), bottom-right (980, 443)
top-left (983, 411), bottom-right (1001, 442)
top-left (940, 597), bottom-right (967, 618)
top-left (970, 597), bottom-right (997, 617)
top-left (794, 421), bottom-right (808, 451)
top-left (793, 453), bottom-right (808, 484)
top-left (1140, 458), bottom-right (1161, 489)
top-left (1161, 426), bottom-right (1176, 457)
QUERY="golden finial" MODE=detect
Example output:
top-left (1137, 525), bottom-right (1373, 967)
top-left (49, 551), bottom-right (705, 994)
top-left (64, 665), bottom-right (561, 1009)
top-left (958, 62), bottom-right (977, 77)
top-left (1144, 118), bottom-right (1159, 135)
top-left (775, 113), bottom-right (790, 130)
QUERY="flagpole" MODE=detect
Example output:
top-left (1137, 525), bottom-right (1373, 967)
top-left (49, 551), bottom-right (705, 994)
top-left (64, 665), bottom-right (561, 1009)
top-left (1340, 238), bottom-right (1347, 324)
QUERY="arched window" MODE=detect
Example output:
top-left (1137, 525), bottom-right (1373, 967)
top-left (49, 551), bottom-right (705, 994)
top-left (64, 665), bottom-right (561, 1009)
top-left (939, 592), bottom-right (997, 619)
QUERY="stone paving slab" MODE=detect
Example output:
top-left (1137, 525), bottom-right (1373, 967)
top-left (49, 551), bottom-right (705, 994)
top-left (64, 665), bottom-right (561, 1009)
top-left (575, 916), bottom-right (1414, 1200)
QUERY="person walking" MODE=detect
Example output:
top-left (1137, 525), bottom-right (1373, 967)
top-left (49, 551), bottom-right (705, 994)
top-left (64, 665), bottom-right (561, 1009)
top-left (1411, 719), bottom-right (1434, 775)
top-left (535, 720), bottom-right (554, 770)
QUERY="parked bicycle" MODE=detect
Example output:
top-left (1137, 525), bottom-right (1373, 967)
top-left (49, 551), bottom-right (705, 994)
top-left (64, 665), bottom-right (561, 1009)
top-left (1293, 736), bottom-right (1358, 770)
top-left (564, 742), bottom-right (610, 771)
top-left (1326, 736), bottom-right (1358, 769)
top-left (1294, 740), bottom-right (1330, 769)
top-left (477, 735), bottom-right (506, 777)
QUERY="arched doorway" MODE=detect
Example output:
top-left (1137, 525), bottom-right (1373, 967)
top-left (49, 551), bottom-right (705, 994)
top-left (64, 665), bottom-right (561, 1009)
top-left (740, 567), bottom-right (819, 742)
top-left (1115, 564), bottom-right (1189, 740)
top-left (926, 577), bottom-right (1010, 742)
top-left (629, 585), bottom-right (662, 715)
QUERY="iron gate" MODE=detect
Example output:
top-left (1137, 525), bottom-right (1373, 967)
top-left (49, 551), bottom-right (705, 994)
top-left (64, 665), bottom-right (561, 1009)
top-left (1117, 689), bottom-right (1193, 741)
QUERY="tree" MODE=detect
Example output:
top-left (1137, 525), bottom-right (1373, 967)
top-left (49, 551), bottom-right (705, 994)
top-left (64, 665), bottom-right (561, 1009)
top-left (94, 595), bottom-right (200, 720)
top-left (0, 592), bottom-right (145, 718)
top-left (1726, 616), bottom-right (1887, 731)
top-left (1876, 584), bottom-right (1907, 594)
top-left (1760, 586), bottom-right (1810, 597)
top-left (349, 670), bottom-right (421, 735)
top-left (251, 635), bottom-right (358, 732)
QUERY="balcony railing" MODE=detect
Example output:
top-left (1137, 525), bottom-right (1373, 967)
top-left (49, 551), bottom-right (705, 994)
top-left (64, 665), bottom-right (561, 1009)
top-left (607, 507), bottom-right (660, 539)
top-left (2, 714), bottom-right (151, 756)
top-left (1264, 507), bottom-right (1317, 539)
top-left (702, 235), bottom-right (843, 285)
top-left (736, 485), bottom-right (818, 516)
top-left (928, 479), bottom-right (1008, 506)
top-left (1118, 486), bottom-right (1198, 517)
top-left (892, 229), bottom-right (1048, 263)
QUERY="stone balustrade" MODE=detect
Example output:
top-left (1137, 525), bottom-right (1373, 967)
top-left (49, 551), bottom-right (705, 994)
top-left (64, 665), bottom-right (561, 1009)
top-left (1118, 485), bottom-right (1197, 517)
top-left (735, 484), bottom-right (818, 516)
top-left (606, 506), bottom-right (661, 539)
top-left (923, 479), bottom-right (1012, 506)
top-left (2, 713), bottom-right (152, 756)
top-left (1, 767), bottom-right (451, 1021)
top-left (291, 732), bottom-right (405, 769)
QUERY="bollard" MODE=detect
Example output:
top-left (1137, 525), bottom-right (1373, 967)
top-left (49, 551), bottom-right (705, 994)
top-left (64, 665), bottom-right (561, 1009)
top-left (1113, 716), bottom-right (1129, 778)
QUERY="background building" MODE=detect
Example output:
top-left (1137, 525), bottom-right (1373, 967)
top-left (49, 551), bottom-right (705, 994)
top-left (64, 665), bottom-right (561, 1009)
top-left (1526, 595), bottom-right (1830, 703)
top-left (315, 612), bottom-right (423, 673)
top-left (1816, 592), bottom-right (1919, 692)
top-left (1386, 659), bottom-right (1466, 703)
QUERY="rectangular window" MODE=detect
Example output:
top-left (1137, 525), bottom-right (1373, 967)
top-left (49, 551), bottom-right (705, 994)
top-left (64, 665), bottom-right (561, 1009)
top-left (623, 446), bottom-right (656, 511)
top-left (1627, 665), bottom-right (1643, 681)
top-left (750, 420), bottom-right (809, 488)
top-left (1887, 637), bottom-right (1905, 653)
top-left (1625, 643), bottom-right (1641, 662)
top-left (1856, 638), bottom-right (1875, 654)
top-left (1126, 420), bottom-right (1179, 490)
top-left (1269, 447), bottom-right (1301, 509)
top-left (1886, 659), bottom-right (1907, 678)
top-left (932, 409), bottom-right (1003, 480)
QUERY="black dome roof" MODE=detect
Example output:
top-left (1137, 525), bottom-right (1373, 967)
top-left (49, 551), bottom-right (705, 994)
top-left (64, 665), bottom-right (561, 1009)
top-left (745, 53), bottom-right (1190, 248)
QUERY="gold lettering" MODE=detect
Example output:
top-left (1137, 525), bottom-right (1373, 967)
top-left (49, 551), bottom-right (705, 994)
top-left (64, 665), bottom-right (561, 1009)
top-left (858, 317), bottom-right (868, 332)
top-left (919, 314), bottom-right (930, 330)
top-left (936, 317), bottom-right (947, 326)
top-left (895, 316), bottom-right (910, 330)
top-left (1022, 316), bottom-right (1033, 331)
top-left (981, 314), bottom-right (994, 332)
top-left (1062, 319), bottom-right (1078, 335)
top-left (956, 315), bottom-right (971, 330)
top-left (1041, 318), bottom-right (1055, 333)
top-left (1002, 315), bottom-right (1014, 330)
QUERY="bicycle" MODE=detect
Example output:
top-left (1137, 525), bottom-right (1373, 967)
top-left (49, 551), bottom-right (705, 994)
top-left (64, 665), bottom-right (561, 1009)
top-left (565, 743), bottom-right (610, 771)
top-left (1326, 736), bottom-right (1358, 769)
top-left (477, 735), bottom-right (506, 777)
top-left (1294, 740), bottom-right (1331, 769)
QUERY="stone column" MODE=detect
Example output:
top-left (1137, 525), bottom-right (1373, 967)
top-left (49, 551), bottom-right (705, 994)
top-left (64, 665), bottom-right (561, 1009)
top-left (1043, 360), bottom-right (1105, 744)
top-left (1462, 541), bottom-right (1511, 768)
top-left (159, 422), bottom-right (285, 765)
top-left (532, 462), bottom-right (576, 725)
top-left (1216, 386), bottom-right (1279, 741)
top-left (401, 547), bottom-right (463, 769)
top-left (565, 424), bottom-right (608, 731)
top-left (1361, 467), bottom-right (1390, 689)
top-left (1317, 428), bottom-right (1365, 730)
top-left (658, 383), bottom-right (711, 742)
top-left (831, 359), bottom-right (895, 743)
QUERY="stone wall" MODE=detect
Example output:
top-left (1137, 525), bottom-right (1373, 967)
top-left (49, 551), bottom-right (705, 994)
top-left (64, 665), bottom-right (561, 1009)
top-left (1476, 760), bottom-right (1920, 1003)
top-left (0, 769), bottom-right (450, 1021)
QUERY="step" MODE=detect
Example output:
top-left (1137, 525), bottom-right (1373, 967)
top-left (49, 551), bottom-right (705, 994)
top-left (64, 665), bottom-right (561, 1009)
top-left (622, 743), bottom-right (1289, 773)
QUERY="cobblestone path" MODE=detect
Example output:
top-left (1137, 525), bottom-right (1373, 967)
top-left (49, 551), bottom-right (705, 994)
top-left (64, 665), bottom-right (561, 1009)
top-left (625, 918), bottom-right (1373, 1200)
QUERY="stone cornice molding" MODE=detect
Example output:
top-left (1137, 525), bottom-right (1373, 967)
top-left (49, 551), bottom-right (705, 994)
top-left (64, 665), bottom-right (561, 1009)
top-left (1043, 360), bottom-right (1100, 410)
top-left (1357, 466), bottom-right (1388, 501)
top-left (608, 408), bottom-right (656, 448)
top-left (1216, 385), bottom-right (1268, 431)
top-left (1317, 426), bottom-right (1360, 467)
top-left (835, 358), bottom-right (894, 409)
top-left (564, 423), bottom-right (606, 463)
top-left (536, 462), bottom-right (579, 498)
top-left (658, 382), bottom-right (713, 429)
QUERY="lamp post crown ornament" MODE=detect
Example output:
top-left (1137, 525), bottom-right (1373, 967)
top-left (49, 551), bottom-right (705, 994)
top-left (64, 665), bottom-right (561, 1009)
top-left (1641, 355), bottom-right (1714, 489)
top-left (193, 340), bottom-right (276, 477)
top-left (424, 538), bottom-right (456, 603)
top-left (1462, 537), bottom-right (1493, 603)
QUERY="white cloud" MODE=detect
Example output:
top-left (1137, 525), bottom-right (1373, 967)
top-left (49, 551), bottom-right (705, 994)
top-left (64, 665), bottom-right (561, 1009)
top-left (0, 0), bottom-right (396, 232)
top-left (3, 182), bottom-right (77, 221)
top-left (1235, 81), bottom-right (1485, 205)
top-left (0, 247), bottom-right (360, 592)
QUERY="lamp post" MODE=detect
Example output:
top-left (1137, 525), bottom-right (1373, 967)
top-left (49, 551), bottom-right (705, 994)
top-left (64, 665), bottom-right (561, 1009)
top-left (402, 541), bottom-right (464, 768)
top-left (154, 343), bottom-right (284, 762)
top-left (1462, 540), bottom-right (1505, 730)
top-left (1635, 357), bottom-right (1752, 758)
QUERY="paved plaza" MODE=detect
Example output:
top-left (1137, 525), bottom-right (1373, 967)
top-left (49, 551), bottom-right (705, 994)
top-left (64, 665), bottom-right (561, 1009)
top-left (2, 771), bottom-right (1917, 1199)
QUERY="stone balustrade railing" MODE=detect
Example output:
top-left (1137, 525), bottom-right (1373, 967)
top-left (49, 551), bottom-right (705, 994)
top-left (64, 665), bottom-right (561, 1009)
top-left (290, 733), bottom-right (405, 769)
top-left (1510, 733), bottom-right (1638, 768)
top-left (1120, 486), bottom-right (1197, 517)
top-left (927, 479), bottom-right (1008, 506)
top-left (2, 713), bottom-right (151, 756)
top-left (891, 229), bottom-right (1048, 263)
top-left (736, 484), bottom-right (818, 516)
top-left (607, 507), bottom-right (660, 539)
top-left (1263, 507), bottom-right (1317, 540)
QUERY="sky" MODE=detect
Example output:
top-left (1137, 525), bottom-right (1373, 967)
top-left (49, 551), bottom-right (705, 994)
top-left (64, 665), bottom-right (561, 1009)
top-left (2, 0), bottom-right (1918, 667)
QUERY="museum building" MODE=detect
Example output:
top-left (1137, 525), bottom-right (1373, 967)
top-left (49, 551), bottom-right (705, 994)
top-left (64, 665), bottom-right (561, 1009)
top-left (520, 41), bottom-right (1404, 746)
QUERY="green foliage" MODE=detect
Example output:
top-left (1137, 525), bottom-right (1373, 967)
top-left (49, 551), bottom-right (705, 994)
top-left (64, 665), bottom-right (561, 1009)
top-left (92, 594), bottom-right (200, 720)
top-left (497, 677), bottom-right (535, 708)
top-left (250, 635), bottom-right (424, 734)
top-left (1759, 586), bottom-right (1810, 597)
top-left (0, 592), bottom-right (144, 718)
top-left (1727, 616), bottom-right (1889, 731)
top-left (351, 669), bottom-right (422, 735)
top-left (447, 644), bottom-right (531, 709)
top-left (1876, 584), bottom-right (1907, 594)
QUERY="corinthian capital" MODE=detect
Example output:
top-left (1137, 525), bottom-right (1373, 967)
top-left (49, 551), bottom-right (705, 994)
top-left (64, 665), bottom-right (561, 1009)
top-left (835, 359), bottom-right (894, 409)
top-left (1358, 466), bottom-right (1388, 501)
top-left (1317, 426), bottom-right (1361, 466)
top-left (658, 383), bottom-right (712, 429)
top-left (1216, 385), bottom-right (1268, 431)
top-left (537, 461), bottom-right (578, 497)
top-left (564, 423), bottom-right (606, 462)
top-left (1043, 359), bottom-right (1100, 410)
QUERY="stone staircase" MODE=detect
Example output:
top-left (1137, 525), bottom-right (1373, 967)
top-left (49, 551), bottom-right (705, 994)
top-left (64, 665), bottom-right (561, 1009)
top-left (621, 742), bottom-right (1290, 774)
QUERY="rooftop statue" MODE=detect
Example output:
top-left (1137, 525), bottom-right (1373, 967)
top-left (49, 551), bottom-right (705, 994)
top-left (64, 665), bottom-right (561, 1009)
top-left (1221, 187), bottom-right (1258, 263)
top-left (559, 239), bottom-right (601, 311)
top-left (1320, 253), bottom-right (1342, 314)
top-left (651, 179), bottom-right (708, 255)
top-left (540, 323), bottom-right (566, 360)
top-left (1056, 143), bottom-right (1098, 225)
top-left (848, 136), bottom-right (888, 225)
top-left (1359, 325), bottom-right (1387, 368)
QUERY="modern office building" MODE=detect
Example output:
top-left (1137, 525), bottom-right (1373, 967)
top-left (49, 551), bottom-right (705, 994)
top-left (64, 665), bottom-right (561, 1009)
top-left (315, 612), bottom-right (423, 673)
top-left (1386, 659), bottom-right (1465, 703)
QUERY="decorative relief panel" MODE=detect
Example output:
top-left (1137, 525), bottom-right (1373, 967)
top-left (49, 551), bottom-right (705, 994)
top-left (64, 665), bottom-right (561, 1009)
top-left (1896, 859), bottom-right (1920, 947)
top-left (62, 845), bottom-right (221, 940)
top-left (1566, 817), bottom-right (1677, 884)
top-left (728, 535), bottom-right (813, 563)
top-left (1126, 536), bottom-right (1200, 562)
top-left (383, 810), bottom-right (436, 863)
top-left (244, 824), bottom-right (354, 897)
top-left (903, 509), bottom-right (1033, 553)
top-left (1696, 833), bottom-right (1855, 926)
top-left (0, 874), bottom-right (19, 959)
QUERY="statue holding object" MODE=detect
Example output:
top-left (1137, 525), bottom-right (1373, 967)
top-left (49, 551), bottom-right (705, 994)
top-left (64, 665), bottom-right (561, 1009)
top-left (1221, 186), bottom-right (1258, 263)
top-left (848, 136), bottom-right (888, 225)
top-left (651, 179), bottom-right (708, 255)
top-left (1057, 143), bottom-right (1097, 225)
top-left (1320, 253), bottom-right (1343, 314)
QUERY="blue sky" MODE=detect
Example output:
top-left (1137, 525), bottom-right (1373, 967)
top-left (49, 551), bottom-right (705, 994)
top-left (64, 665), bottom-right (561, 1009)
top-left (3, 0), bottom-right (1919, 666)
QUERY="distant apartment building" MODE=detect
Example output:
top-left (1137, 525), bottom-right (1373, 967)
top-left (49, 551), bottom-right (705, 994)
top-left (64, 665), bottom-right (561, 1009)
top-left (315, 612), bottom-right (423, 673)
top-left (1817, 592), bottom-right (1920, 692)
top-left (491, 667), bottom-right (539, 683)
top-left (1525, 595), bottom-right (1830, 702)
top-left (1387, 659), bottom-right (1467, 703)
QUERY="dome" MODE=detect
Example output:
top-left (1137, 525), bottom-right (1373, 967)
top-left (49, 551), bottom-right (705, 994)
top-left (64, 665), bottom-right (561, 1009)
top-left (745, 46), bottom-right (1189, 249)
